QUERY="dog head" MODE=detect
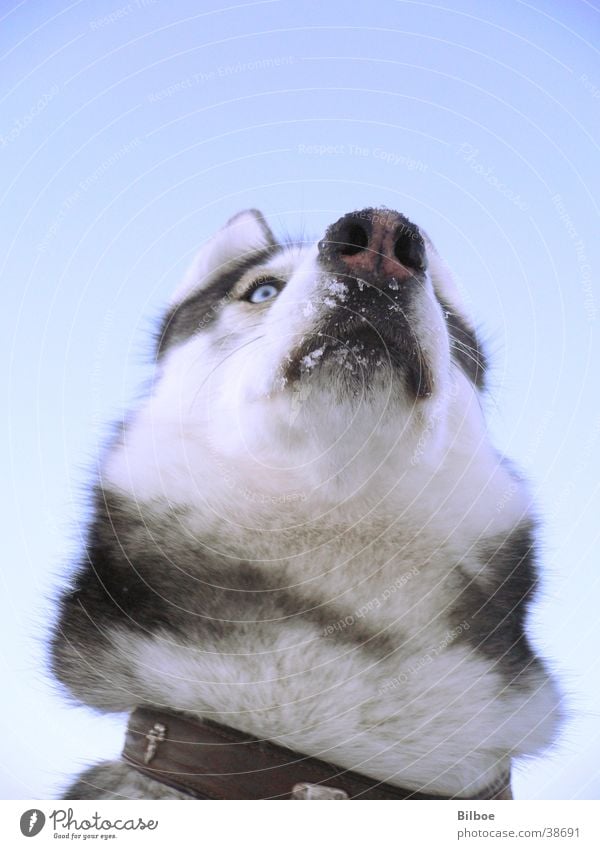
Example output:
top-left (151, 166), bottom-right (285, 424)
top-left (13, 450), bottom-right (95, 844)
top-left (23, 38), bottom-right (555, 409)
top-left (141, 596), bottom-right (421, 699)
top-left (109, 208), bottom-right (488, 510)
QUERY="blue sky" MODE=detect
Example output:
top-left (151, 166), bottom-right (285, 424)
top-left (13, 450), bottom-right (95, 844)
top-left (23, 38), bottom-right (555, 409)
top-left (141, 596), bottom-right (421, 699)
top-left (1, 0), bottom-right (599, 799)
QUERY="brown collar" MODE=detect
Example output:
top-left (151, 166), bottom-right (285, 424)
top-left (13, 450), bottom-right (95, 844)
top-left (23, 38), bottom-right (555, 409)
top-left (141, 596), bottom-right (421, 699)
top-left (122, 706), bottom-right (512, 800)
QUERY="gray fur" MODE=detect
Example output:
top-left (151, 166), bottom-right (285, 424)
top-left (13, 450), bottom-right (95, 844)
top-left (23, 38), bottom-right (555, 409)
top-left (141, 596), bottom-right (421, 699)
top-left (62, 762), bottom-right (191, 800)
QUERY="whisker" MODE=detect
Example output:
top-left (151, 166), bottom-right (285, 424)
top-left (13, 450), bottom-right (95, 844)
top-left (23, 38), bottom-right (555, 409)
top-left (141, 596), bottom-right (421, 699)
top-left (451, 340), bottom-right (483, 370)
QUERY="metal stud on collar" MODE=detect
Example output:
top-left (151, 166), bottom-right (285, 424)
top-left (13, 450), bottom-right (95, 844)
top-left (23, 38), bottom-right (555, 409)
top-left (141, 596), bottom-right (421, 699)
top-left (291, 782), bottom-right (348, 800)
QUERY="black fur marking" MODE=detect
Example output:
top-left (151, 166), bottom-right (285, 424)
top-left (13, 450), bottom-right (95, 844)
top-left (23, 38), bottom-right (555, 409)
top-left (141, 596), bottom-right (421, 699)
top-left (453, 524), bottom-right (540, 677)
top-left (438, 298), bottom-right (487, 388)
top-left (52, 489), bottom-right (397, 702)
top-left (156, 247), bottom-right (278, 356)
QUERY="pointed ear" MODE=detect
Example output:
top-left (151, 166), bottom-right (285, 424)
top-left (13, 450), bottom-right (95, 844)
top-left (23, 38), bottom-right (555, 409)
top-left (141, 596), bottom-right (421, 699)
top-left (170, 209), bottom-right (276, 304)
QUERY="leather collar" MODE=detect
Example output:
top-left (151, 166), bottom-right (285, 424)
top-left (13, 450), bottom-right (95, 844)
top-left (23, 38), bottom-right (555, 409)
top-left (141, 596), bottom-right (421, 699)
top-left (122, 706), bottom-right (512, 800)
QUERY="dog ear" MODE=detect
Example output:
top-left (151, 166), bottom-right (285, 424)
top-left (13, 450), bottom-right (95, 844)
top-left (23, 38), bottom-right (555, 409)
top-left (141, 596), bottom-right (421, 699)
top-left (170, 209), bottom-right (276, 305)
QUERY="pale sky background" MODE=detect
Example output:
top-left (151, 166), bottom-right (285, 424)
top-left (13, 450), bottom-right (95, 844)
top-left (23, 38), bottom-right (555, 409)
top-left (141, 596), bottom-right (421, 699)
top-left (1, 0), bottom-right (599, 800)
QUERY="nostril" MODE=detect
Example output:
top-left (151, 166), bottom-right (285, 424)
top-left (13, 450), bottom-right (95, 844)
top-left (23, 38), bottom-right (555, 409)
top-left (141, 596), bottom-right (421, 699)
top-left (394, 230), bottom-right (426, 270)
top-left (337, 221), bottom-right (369, 256)
top-left (394, 234), bottom-right (409, 262)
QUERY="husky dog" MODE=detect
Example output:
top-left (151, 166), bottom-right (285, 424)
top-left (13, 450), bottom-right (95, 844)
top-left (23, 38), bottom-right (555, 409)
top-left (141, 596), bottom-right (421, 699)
top-left (52, 208), bottom-right (560, 800)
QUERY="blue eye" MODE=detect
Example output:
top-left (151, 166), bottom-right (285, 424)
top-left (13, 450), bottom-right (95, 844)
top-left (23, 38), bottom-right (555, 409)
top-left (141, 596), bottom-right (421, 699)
top-left (246, 280), bottom-right (282, 304)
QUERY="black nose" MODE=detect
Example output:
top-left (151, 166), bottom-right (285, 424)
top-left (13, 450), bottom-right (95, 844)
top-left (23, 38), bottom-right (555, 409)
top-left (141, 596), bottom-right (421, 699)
top-left (318, 207), bottom-right (426, 280)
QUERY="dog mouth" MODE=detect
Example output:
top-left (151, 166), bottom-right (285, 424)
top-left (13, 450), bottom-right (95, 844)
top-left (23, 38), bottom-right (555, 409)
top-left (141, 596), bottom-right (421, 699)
top-left (275, 206), bottom-right (439, 398)
top-left (281, 295), bottom-right (435, 399)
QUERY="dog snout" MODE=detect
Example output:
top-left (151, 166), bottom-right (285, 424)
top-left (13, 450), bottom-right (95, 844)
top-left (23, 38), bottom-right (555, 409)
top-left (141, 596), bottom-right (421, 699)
top-left (318, 207), bottom-right (427, 283)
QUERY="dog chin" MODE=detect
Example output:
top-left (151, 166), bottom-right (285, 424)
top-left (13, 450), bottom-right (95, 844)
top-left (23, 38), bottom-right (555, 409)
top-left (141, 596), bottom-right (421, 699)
top-left (279, 324), bottom-right (436, 401)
